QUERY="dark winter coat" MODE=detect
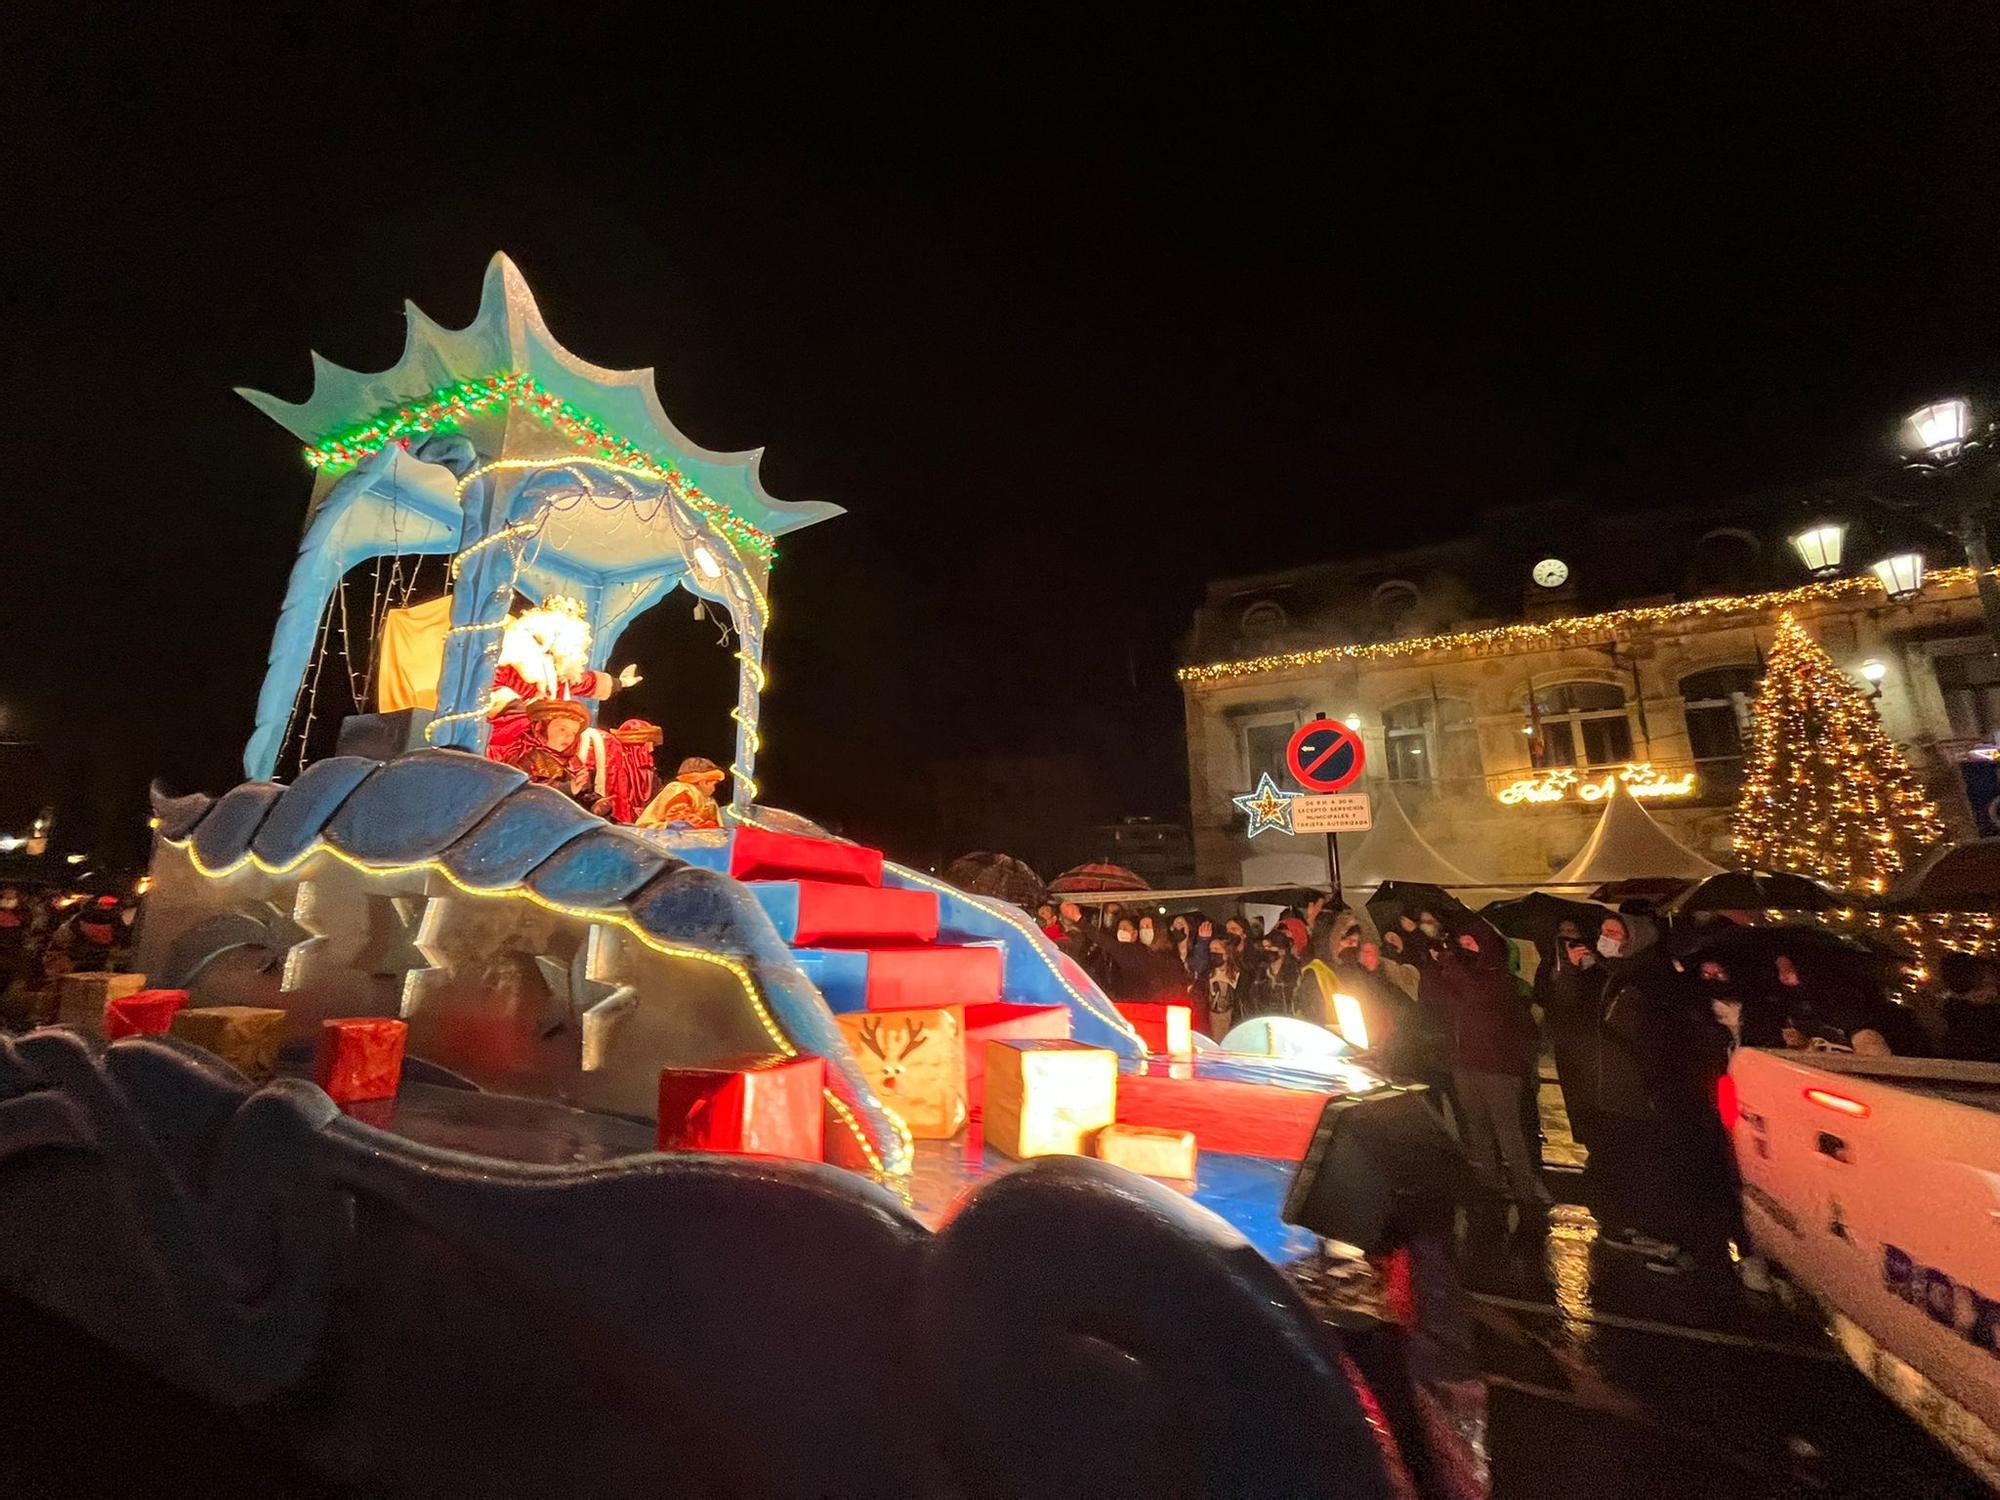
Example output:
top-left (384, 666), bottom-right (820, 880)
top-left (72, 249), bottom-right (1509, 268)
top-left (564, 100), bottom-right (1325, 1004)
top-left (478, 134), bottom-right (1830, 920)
top-left (1436, 937), bottom-right (1539, 1076)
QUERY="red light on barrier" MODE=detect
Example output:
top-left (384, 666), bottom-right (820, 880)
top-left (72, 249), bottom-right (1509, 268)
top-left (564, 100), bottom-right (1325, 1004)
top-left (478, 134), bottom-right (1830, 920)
top-left (1717, 1074), bottom-right (1738, 1128)
top-left (1804, 1087), bottom-right (1870, 1119)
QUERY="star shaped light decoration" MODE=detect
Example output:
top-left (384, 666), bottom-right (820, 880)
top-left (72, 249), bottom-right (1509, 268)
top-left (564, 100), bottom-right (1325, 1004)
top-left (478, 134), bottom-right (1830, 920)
top-left (1233, 772), bottom-right (1302, 838)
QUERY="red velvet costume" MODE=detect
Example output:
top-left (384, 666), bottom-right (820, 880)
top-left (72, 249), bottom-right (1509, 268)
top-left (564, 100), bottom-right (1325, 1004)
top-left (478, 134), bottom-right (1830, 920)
top-left (486, 666), bottom-right (659, 822)
top-left (485, 663), bottom-right (612, 763)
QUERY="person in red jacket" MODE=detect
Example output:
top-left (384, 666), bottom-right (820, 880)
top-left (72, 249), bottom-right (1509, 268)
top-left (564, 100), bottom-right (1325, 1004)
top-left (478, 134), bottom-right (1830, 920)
top-left (1438, 923), bottom-right (1550, 1213)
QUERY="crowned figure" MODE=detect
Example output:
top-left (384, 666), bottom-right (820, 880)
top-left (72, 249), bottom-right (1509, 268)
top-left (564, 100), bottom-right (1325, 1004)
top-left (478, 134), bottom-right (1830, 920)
top-left (636, 756), bottom-right (727, 831)
top-left (486, 597), bottom-right (661, 822)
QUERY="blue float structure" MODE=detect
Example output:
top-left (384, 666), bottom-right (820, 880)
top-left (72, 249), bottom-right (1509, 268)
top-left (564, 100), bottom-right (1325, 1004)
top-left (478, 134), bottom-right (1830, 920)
top-left (127, 254), bottom-right (1156, 1177)
top-left (0, 259), bottom-right (1443, 1496)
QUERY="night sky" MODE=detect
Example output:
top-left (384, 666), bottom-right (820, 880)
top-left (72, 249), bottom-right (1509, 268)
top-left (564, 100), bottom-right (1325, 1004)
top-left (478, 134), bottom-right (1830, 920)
top-left (7, 7), bottom-right (2000, 867)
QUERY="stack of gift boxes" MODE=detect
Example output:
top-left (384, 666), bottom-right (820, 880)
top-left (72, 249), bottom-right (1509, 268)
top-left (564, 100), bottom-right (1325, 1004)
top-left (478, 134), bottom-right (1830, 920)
top-left (74, 977), bottom-right (409, 1112)
top-left (653, 994), bottom-right (1207, 1181)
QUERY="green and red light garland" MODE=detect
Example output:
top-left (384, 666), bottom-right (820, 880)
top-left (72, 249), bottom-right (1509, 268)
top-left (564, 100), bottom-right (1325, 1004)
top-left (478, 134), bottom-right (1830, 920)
top-left (303, 372), bottom-right (778, 561)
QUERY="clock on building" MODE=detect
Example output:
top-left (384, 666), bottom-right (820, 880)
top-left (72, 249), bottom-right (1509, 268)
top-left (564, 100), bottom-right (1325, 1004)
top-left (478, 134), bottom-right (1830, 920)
top-left (1532, 557), bottom-right (1571, 589)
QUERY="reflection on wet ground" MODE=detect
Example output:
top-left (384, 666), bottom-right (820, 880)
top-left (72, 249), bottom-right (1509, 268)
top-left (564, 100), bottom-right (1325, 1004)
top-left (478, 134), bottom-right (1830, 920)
top-left (1465, 1074), bottom-right (1989, 1497)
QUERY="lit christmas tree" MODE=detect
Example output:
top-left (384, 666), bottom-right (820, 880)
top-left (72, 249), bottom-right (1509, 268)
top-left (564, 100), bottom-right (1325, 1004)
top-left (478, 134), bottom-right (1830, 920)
top-left (1734, 613), bottom-right (1947, 893)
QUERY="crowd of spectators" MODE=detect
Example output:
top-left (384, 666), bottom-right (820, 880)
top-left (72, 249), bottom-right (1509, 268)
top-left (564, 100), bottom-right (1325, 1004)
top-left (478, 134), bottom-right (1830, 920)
top-left (0, 884), bottom-right (141, 1025)
top-left (1036, 888), bottom-right (2000, 1279)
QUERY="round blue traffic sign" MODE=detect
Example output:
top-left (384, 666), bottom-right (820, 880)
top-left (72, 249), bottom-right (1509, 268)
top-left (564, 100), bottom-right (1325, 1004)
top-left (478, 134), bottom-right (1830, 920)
top-left (1287, 719), bottom-right (1366, 793)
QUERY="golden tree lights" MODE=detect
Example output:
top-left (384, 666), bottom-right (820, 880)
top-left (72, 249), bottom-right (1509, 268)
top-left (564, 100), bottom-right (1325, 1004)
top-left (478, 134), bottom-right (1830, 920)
top-left (1732, 614), bottom-right (1946, 894)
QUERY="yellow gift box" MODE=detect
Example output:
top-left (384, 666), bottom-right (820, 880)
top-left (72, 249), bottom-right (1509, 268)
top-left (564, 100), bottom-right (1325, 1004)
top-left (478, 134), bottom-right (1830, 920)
top-left (983, 1039), bottom-right (1117, 1160)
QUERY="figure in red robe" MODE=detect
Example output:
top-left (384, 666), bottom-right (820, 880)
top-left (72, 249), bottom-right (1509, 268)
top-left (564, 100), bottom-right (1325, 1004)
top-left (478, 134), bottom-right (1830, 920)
top-left (485, 597), bottom-right (660, 822)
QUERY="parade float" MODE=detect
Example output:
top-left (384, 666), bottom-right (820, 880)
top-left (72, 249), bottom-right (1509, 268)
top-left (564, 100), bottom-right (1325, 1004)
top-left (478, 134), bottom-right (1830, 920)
top-left (0, 258), bottom-right (1464, 1497)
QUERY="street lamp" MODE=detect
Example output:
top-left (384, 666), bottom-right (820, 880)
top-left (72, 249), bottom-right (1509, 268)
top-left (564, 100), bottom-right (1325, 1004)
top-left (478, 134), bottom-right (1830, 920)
top-left (1786, 399), bottom-right (2000, 647)
top-left (1904, 398), bottom-right (1977, 469)
top-left (1870, 547), bottom-right (1927, 602)
top-left (1788, 518), bottom-right (1849, 578)
top-left (1896, 397), bottom-right (2000, 643)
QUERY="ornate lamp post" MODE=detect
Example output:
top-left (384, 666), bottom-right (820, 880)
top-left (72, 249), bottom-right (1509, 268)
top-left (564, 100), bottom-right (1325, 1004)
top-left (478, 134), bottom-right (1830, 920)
top-left (1785, 397), bottom-right (2000, 645)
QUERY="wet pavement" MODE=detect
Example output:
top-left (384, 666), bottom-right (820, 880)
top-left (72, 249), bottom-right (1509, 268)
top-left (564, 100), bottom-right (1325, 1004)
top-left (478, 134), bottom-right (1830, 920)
top-left (1464, 1075), bottom-right (1988, 1497)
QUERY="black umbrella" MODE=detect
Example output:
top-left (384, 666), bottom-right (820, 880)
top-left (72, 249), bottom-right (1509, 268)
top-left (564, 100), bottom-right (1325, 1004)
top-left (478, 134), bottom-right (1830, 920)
top-left (941, 851), bottom-right (1045, 908)
top-left (1671, 921), bottom-right (1908, 977)
top-left (1479, 891), bottom-right (1611, 943)
top-left (1881, 840), bottom-right (2000, 913)
top-left (1366, 881), bottom-right (1501, 950)
top-left (1588, 878), bottom-right (1696, 906)
top-left (1667, 870), bottom-right (1838, 915)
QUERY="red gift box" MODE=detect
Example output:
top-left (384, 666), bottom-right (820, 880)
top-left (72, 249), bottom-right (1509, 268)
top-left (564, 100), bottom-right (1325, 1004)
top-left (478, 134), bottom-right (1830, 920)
top-left (964, 1003), bottom-right (1070, 1117)
top-left (104, 989), bottom-right (189, 1041)
top-left (1115, 1063), bottom-right (1333, 1160)
top-left (313, 1018), bottom-right (408, 1104)
top-left (1114, 1002), bottom-right (1193, 1057)
top-left (656, 1053), bottom-right (826, 1161)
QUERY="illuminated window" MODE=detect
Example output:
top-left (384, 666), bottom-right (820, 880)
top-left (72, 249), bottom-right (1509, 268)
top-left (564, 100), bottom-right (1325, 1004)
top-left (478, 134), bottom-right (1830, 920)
top-left (1680, 665), bottom-right (1762, 762)
top-left (1529, 681), bottom-right (1632, 769)
top-left (1382, 698), bottom-right (1481, 784)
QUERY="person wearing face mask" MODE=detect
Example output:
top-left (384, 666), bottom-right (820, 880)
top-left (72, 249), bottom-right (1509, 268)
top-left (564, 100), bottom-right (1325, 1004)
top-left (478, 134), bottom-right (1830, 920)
top-left (1182, 915), bottom-right (1217, 987)
top-left (1169, 913), bottom-right (1209, 990)
top-left (1436, 923), bottom-right (1550, 1215)
top-left (1105, 915), bottom-right (1164, 1002)
top-left (1275, 904), bottom-right (1312, 960)
top-left (1141, 919), bottom-right (1195, 1001)
top-left (1594, 912), bottom-right (1733, 1270)
top-left (1293, 914), bottom-right (1350, 1028)
top-left (1200, 936), bottom-right (1243, 1038)
top-left (1063, 909), bottom-right (1154, 1003)
top-left (1538, 923), bottom-right (1610, 1166)
top-left (1242, 934), bottom-right (1302, 1021)
top-left (1375, 928), bottom-right (1420, 998)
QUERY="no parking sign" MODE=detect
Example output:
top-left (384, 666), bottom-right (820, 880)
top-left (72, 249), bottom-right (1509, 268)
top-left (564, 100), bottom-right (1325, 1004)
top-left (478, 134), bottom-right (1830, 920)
top-left (1286, 718), bottom-right (1366, 793)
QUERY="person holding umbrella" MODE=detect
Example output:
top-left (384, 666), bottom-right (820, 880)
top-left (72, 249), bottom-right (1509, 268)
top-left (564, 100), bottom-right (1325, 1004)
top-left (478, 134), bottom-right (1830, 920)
top-left (1435, 922), bottom-right (1550, 1217)
top-left (1594, 914), bottom-right (1736, 1271)
top-left (1538, 921), bottom-right (1611, 1166)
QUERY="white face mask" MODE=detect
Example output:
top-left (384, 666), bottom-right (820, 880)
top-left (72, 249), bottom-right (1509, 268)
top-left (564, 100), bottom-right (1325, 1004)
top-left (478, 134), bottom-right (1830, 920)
top-left (1116, 930), bottom-right (1136, 944)
top-left (1138, 926), bottom-right (1154, 944)
top-left (1597, 934), bottom-right (1624, 958)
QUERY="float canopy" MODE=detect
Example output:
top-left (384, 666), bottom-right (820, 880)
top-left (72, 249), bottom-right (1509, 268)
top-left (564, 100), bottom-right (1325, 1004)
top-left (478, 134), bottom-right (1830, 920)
top-left (238, 254), bottom-right (839, 792)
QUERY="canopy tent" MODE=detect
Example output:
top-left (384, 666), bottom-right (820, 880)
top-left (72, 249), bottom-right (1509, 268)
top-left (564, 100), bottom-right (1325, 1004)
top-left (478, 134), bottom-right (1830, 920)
top-left (1547, 782), bottom-right (1724, 886)
top-left (237, 253), bottom-right (840, 814)
top-left (1335, 789), bottom-right (1479, 889)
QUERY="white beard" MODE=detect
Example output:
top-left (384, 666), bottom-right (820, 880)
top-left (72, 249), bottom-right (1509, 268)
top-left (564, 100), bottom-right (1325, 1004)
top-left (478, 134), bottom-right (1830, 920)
top-left (498, 607), bottom-right (593, 699)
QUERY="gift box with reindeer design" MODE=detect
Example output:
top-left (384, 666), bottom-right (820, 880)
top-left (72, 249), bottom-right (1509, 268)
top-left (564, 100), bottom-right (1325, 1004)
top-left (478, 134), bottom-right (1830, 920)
top-left (836, 1006), bottom-right (967, 1140)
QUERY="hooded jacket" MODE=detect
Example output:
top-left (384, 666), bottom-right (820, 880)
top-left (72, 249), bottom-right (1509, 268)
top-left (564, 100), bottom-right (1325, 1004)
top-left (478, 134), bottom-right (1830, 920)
top-left (1436, 926), bottom-right (1540, 1075)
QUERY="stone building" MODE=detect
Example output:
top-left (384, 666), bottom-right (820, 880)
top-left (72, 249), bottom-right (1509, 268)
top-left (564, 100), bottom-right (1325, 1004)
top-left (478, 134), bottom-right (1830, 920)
top-left (1179, 499), bottom-right (1999, 887)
